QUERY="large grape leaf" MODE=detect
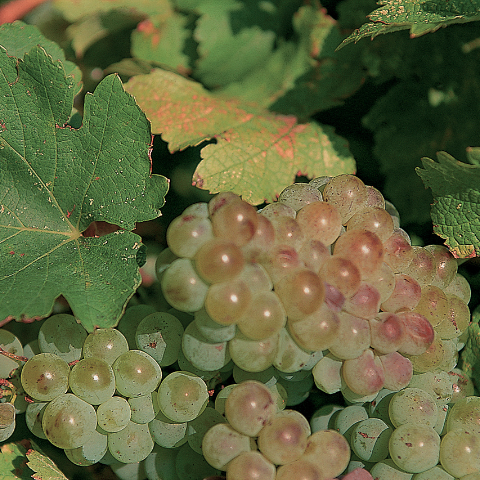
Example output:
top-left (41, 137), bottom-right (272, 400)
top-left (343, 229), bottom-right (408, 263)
top-left (0, 46), bottom-right (168, 332)
top-left (338, 0), bottom-right (480, 48)
top-left (0, 442), bottom-right (31, 480)
top-left (417, 151), bottom-right (480, 258)
top-left (125, 68), bottom-right (355, 204)
top-left (26, 449), bottom-right (68, 480)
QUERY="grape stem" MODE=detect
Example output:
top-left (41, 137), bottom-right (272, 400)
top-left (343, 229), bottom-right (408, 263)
top-left (0, 378), bottom-right (16, 404)
top-left (0, 347), bottom-right (28, 363)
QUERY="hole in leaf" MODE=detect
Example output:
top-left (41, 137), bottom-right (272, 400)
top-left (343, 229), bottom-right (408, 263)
top-left (81, 221), bottom-right (121, 238)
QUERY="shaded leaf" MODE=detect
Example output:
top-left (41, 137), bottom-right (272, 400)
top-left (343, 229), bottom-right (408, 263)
top-left (417, 151), bottom-right (480, 258)
top-left (0, 442), bottom-right (31, 480)
top-left (0, 46), bottom-right (168, 331)
top-left (338, 0), bottom-right (480, 49)
top-left (125, 68), bottom-right (354, 204)
top-left (26, 449), bottom-right (68, 480)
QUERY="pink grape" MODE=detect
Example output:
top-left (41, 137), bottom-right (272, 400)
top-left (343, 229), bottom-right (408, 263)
top-left (296, 201), bottom-right (343, 245)
top-left (383, 229), bottom-right (414, 272)
top-left (380, 274), bottom-right (422, 313)
top-left (343, 282), bottom-right (381, 320)
top-left (346, 206), bottom-right (394, 242)
top-left (378, 351), bottom-right (413, 391)
top-left (397, 311), bottom-right (435, 356)
top-left (342, 349), bottom-right (385, 396)
top-left (241, 214), bottom-right (275, 262)
top-left (369, 312), bottom-right (405, 354)
top-left (320, 256), bottom-right (361, 297)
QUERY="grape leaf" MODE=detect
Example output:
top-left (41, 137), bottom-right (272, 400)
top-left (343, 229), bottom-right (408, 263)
top-left (0, 442), bottom-right (31, 480)
top-left (125, 68), bottom-right (355, 204)
top-left (0, 46), bottom-right (168, 332)
top-left (338, 0), bottom-right (480, 49)
top-left (417, 151), bottom-right (480, 258)
top-left (26, 449), bottom-right (68, 480)
top-left (0, 21), bottom-right (82, 96)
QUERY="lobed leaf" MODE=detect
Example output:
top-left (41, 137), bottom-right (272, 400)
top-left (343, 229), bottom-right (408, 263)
top-left (27, 449), bottom-right (68, 480)
top-left (0, 46), bottom-right (168, 332)
top-left (126, 68), bottom-right (355, 204)
top-left (417, 151), bottom-right (480, 258)
top-left (338, 0), bottom-right (480, 49)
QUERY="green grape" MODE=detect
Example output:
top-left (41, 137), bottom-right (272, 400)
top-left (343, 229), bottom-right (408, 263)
top-left (25, 401), bottom-right (48, 439)
top-left (117, 305), bottom-right (157, 349)
top-left (128, 393), bottom-right (157, 424)
top-left (389, 423), bottom-right (440, 473)
top-left (407, 371), bottom-right (453, 406)
top-left (0, 416), bottom-right (15, 442)
top-left (0, 403), bottom-right (15, 435)
top-left (274, 327), bottom-right (315, 373)
top-left (310, 404), bottom-right (344, 433)
top-left (232, 365), bottom-right (277, 385)
top-left (445, 396), bottom-right (480, 434)
top-left (64, 429), bottom-right (108, 466)
top-left (277, 373), bottom-right (314, 406)
top-left (148, 409), bottom-right (188, 448)
top-left (144, 445), bottom-right (180, 480)
top-left (82, 328), bottom-right (129, 365)
top-left (193, 308), bottom-right (236, 343)
top-left (175, 442), bottom-right (221, 480)
top-left (351, 418), bottom-right (393, 462)
top-left (186, 406), bottom-right (224, 454)
top-left (0, 329), bottom-right (23, 378)
top-left (112, 350), bottom-right (162, 397)
top-left (278, 182), bottom-right (322, 211)
top-left (176, 347), bottom-right (220, 381)
top-left (440, 429), bottom-right (480, 477)
top-left (412, 465), bottom-right (454, 479)
top-left (157, 371), bottom-right (209, 423)
top-left (334, 405), bottom-right (368, 443)
top-left (135, 312), bottom-right (184, 366)
top-left (96, 396), bottom-right (131, 433)
top-left (369, 459), bottom-right (414, 479)
top-left (312, 352), bottom-right (343, 395)
top-left (182, 321), bottom-right (230, 371)
top-left (69, 357), bottom-right (115, 405)
top-left (388, 388), bottom-right (438, 428)
top-left (108, 420), bottom-right (154, 463)
top-left (37, 314), bottom-right (87, 363)
top-left (42, 393), bottom-right (97, 449)
top-left (21, 353), bottom-right (69, 401)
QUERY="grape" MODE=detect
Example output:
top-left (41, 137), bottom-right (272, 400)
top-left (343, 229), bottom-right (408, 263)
top-left (275, 459), bottom-right (324, 480)
top-left (273, 268), bottom-right (325, 320)
top-left (108, 420), bottom-right (154, 463)
top-left (351, 418), bottom-right (393, 462)
top-left (369, 312), bottom-right (405, 354)
top-left (397, 311), bottom-right (435, 356)
top-left (208, 191), bottom-right (242, 217)
top-left (414, 285), bottom-right (449, 328)
top-left (224, 380), bottom-right (277, 437)
top-left (228, 330), bottom-right (279, 372)
top-left (320, 256), bottom-right (361, 297)
top-left (342, 468), bottom-right (375, 480)
top-left (380, 274), bottom-right (422, 313)
top-left (445, 396), bottom-right (480, 433)
top-left (157, 371), bottom-right (209, 423)
top-left (388, 388), bottom-right (438, 428)
top-left (38, 314), bottom-right (87, 363)
top-left (378, 351), bottom-right (413, 391)
top-left (312, 353), bottom-right (343, 394)
top-left (204, 277), bottom-right (252, 325)
top-left (383, 229), bottom-right (414, 273)
top-left (149, 409), bottom-right (188, 448)
top-left (274, 327), bottom-right (316, 373)
top-left (300, 429), bottom-right (351, 478)
top-left (176, 347), bottom-right (219, 381)
top-left (194, 238), bottom-right (244, 284)
top-left (424, 244), bottom-right (457, 289)
top-left (96, 396), bottom-right (131, 432)
top-left (82, 328), bottom-right (129, 365)
top-left (237, 291), bottom-right (286, 340)
top-left (269, 216), bottom-right (305, 249)
top-left (113, 350), bottom-right (162, 397)
top-left (411, 465), bottom-right (454, 479)
top-left (64, 429), bottom-right (108, 466)
top-left (342, 349), bottom-right (385, 396)
top-left (324, 282), bottom-right (346, 311)
top-left (346, 206), bottom-right (394, 242)
top-left (182, 321), bottom-right (230, 371)
top-left (288, 303), bottom-right (340, 352)
top-left (21, 353), bottom-right (69, 401)
top-left (201, 422), bottom-right (254, 469)
top-left (237, 262), bottom-right (273, 294)
top-left (210, 197), bottom-right (258, 246)
top-left (440, 429), bottom-right (480, 477)
top-left (444, 273), bottom-right (471, 303)
top-left (435, 294), bottom-right (470, 339)
top-left (298, 239), bottom-right (331, 273)
top-left (144, 445), bottom-right (180, 480)
top-left (333, 229), bottom-right (384, 279)
top-left (166, 210), bottom-right (213, 258)
top-left (161, 258), bottom-right (208, 312)
top-left (369, 262), bottom-right (396, 303)
top-left (193, 308), bottom-right (236, 343)
top-left (344, 282), bottom-right (381, 320)
top-left (277, 372), bottom-right (314, 406)
top-left (135, 312), bottom-right (184, 366)
top-left (401, 246), bottom-right (436, 286)
top-left (449, 368), bottom-right (475, 403)
top-left (175, 442), bottom-right (221, 480)
top-left (260, 201), bottom-right (296, 220)
top-left (328, 312), bottom-right (371, 360)
top-left (241, 215), bottom-right (276, 263)
top-left (0, 402), bottom-right (15, 429)
top-left (226, 451), bottom-right (276, 480)
top-left (369, 458), bottom-right (414, 479)
top-left (25, 401), bottom-right (48, 439)
top-left (334, 404), bottom-right (368, 442)
top-left (42, 393), bottom-right (97, 449)
top-left (257, 410), bottom-right (310, 464)
top-left (323, 174), bottom-right (368, 222)
top-left (389, 423), bottom-right (440, 473)
top-left (186, 407), bottom-right (224, 455)
top-left (0, 329), bottom-right (23, 378)
top-left (408, 371), bottom-right (454, 406)
top-left (296, 201), bottom-right (342, 245)
top-left (261, 244), bottom-right (302, 284)
top-left (116, 304), bottom-right (157, 349)
top-left (69, 357), bottom-right (115, 405)
top-left (128, 393), bottom-right (157, 424)
top-left (407, 332), bottom-right (445, 373)
top-left (278, 182), bottom-right (322, 210)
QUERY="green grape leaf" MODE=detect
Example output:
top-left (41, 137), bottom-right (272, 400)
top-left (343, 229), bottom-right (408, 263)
top-left (125, 68), bottom-right (355, 204)
top-left (0, 442), bottom-right (31, 479)
top-left (26, 449), bottom-right (68, 480)
top-left (0, 21), bottom-right (82, 96)
top-left (460, 313), bottom-right (480, 385)
top-left (338, 0), bottom-right (480, 49)
top-left (417, 151), bottom-right (480, 258)
top-left (0, 46), bottom-right (168, 332)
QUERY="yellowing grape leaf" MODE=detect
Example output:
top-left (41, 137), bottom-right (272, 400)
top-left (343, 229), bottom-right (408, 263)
top-left (26, 449), bottom-right (68, 480)
top-left (0, 46), bottom-right (168, 332)
top-left (125, 68), bottom-right (355, 204)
